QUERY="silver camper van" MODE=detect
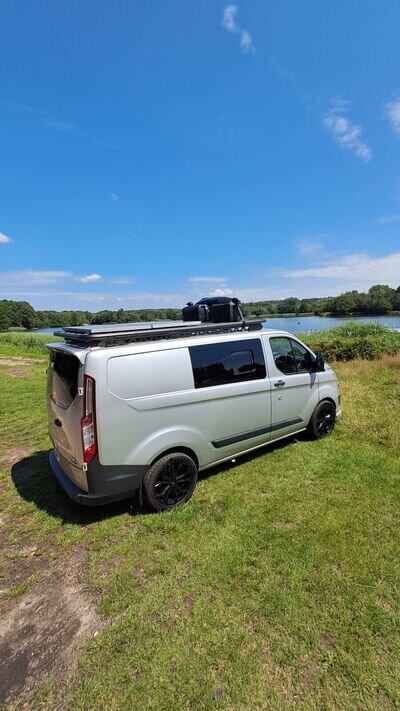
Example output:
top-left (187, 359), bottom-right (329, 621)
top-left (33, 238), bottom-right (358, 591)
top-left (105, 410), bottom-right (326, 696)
top-left (47, 316), bottom-right (341, 511)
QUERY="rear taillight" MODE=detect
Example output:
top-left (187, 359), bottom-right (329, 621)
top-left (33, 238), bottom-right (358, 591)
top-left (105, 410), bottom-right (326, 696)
top-left (81, 375), bottom-right (97, 463)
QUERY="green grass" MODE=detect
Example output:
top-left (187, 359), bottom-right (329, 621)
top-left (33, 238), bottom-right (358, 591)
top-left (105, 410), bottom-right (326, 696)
top-left (0, 331), bottom-right (60, 358)
top-left (2, 572), bottom-right (39, 600)
top-left (1, 350), bottom-right (400, 709)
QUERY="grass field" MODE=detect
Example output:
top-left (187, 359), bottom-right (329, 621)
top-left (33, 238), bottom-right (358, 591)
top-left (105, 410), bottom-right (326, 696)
top-left (1, 344), bottom-right (400, 709)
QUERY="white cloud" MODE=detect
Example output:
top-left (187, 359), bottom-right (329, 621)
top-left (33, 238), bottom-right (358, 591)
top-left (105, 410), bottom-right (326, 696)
top-left (78, 273), bottom-right (102, 283)
top-left (374, 215), bottom-right (400, 225)
top-left (3, 251), bottom-right (399, 311)
top-left (0, 232), bottom-right (12, 244)
top-left (323, 99), bottom-right (372, 162)
top-left (0, 270), bottom-right (71, 285)
top-left (329, 96), bottom-right (351, 112)
top-left (188, 276), bottom-right (227, 283)
top-left (240, 30), bottom-right (255, 55)
top-left (221, 5), bottom-right (255, 54)
top-left (109, 276), bottom-right (133, 285)
top-left (209, 287), bottom-right (234, 297)
top-left (295, 235), bottom-right (327, 255)
top-left (110, 192), bottom-right (119, 202)
top-left (221, 5), bottom-right (238, 32)
top-left (282, 251), bottom-right (400, 285)
top-left (385, 98), bottom-right (400, 136)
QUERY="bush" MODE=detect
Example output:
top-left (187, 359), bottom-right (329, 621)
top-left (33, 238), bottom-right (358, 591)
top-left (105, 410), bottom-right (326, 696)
top-left (301, 322), bottom-right (400, 361)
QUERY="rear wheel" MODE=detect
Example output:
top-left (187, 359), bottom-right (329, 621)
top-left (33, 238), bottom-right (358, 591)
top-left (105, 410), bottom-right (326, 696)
top-left (308, 400), bottom-right (336, 440)
top-left (142, 452), bottom-right (198, 512)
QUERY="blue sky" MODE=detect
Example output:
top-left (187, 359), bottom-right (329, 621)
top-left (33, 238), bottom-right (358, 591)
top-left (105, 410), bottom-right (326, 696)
top-left (1, 0), bottom-right (400, 310)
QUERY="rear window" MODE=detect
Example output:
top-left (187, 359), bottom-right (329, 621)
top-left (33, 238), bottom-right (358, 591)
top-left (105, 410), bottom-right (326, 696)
top-left (47, 351), bottom-right (80, 409)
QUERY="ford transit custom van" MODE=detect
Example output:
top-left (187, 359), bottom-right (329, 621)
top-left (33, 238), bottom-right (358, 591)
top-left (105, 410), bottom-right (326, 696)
top-left (47, 318), bottom-right (340, 511)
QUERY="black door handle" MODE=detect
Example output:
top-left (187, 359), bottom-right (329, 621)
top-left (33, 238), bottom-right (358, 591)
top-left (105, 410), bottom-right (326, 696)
top-left (274, 380), bottom-right (285, 387)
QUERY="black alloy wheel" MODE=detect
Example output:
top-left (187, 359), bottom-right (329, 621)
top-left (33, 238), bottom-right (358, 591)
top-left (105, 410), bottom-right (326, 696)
top-left (142, 453), bottom-right (198, 512)
top-left (309, 400), bottom-right (337, 440)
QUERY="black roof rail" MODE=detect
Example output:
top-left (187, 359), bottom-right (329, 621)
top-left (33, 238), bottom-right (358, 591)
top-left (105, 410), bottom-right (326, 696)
top-left (53, 319), bottom-right (265, 348)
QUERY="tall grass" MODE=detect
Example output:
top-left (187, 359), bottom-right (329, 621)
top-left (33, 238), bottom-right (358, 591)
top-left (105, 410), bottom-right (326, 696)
top-left (1, 321), bottom-right (400, 362)
top-left (301, 322), bottom-right (400, 361)
top-left (0, 332), bottom-right (60, 358)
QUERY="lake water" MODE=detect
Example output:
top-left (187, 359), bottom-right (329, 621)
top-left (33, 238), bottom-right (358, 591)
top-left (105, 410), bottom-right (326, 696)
top-left (261, 315), bottom-right (400, 333)
top-left (34, 314), bottom-right (400, 335)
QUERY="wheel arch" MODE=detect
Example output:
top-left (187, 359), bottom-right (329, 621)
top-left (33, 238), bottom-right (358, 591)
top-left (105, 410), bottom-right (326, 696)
top-left (311, 395), bottom-right (337, 417)
top-left (309, 396), bottom-right (337, 424)
top-left (150, 446), bottom-right (199, 470)
top-left (317, 396), bottom-right (337, 410)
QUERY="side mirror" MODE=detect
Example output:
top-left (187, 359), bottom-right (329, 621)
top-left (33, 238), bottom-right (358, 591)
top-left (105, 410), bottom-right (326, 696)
top-left (303, 350), bottom-right (325, 372)
top-left (315, 352), bottom-right (325, 372)
top-left (303, 350), bottom-right (317, 371)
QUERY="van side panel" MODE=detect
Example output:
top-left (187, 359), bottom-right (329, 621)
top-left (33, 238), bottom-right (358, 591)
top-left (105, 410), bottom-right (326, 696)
top-left (318, 366), bottom-right (340, 412)
top-left (99, 346), bottom-right (271, 468)
top-left (107, 348), bottom-right (193, 399)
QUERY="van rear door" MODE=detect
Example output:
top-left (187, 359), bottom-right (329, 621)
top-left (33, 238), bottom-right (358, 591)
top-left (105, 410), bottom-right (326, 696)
top-left (47, 346), bottom-right (88, 491)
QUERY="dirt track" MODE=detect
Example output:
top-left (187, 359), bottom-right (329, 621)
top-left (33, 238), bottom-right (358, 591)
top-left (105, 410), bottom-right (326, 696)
top-left (0, 404), bottom-right (103, 707)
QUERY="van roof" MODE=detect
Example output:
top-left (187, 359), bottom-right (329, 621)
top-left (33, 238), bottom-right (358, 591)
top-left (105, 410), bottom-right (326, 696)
top-left (47, 323), bottom-right (300, 358)
top-left (52, 319), bottom-right (267, 349)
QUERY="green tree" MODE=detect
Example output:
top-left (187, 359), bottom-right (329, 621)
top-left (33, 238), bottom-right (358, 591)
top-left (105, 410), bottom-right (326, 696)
top-left (298, 300), bottom-right (313, 313)
top-left (277, 297), bottom-right (301, 314)
top-left (0, 301), bottom-right (12, 331)
top-left (11, 301), bottom-right (39, 329)
top-left (331, 292), bottom-right (358, 315)
top-left (368, 284), bottom-right (394, 313)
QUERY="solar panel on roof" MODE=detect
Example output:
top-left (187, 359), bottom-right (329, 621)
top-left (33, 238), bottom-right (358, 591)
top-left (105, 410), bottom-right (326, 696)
top-left (53, 318), bottom-right (264, 348)
top-left (61, 320), bottom-right (200, 335)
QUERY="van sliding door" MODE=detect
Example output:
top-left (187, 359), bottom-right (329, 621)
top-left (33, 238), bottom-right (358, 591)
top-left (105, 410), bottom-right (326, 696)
top-left (188, 338), bottom-right (271, 457)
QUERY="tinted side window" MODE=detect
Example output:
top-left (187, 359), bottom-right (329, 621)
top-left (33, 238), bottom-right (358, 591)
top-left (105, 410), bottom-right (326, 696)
top-left (290, 339), bottom-right (310, 373)
top-left (270, 337), bottom-right (312, 375)
top-left (270, 337), bottom-right (296, 374)
top-left (189, 339), bottom-right (266, 389)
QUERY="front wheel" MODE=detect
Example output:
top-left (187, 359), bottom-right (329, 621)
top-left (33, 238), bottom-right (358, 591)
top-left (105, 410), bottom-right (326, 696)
top-left (142, 452), bottom-right (198, 512)
top-left (308, 400), bottom-right (336, 440)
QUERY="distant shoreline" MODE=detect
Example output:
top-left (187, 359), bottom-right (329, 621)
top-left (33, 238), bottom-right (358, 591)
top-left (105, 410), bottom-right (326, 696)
top-left (5, 311), bottom-right (400, 333)
top-left (249, 311), bottom-right (400, 319)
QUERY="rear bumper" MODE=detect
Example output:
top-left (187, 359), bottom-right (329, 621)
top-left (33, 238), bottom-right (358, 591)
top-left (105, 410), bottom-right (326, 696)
top-left (49, 450), bottom-right (145, 506)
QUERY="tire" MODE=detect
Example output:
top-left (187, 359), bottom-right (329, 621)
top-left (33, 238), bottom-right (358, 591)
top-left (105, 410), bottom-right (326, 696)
top-left (308, 400), bottom-right (336, 440)
top-left (142, 452), bottom-right (198, 512)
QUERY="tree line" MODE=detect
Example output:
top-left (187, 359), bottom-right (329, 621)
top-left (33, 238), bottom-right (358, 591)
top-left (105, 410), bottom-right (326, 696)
top-left (246, 284), bottom-right (400, 317)
top-left (1, 284), bottom-right (399, 331)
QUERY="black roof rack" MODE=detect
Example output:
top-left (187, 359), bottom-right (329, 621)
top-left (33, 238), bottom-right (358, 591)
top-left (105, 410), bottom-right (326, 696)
top-left (54, 319), bottom-right (264, 348)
